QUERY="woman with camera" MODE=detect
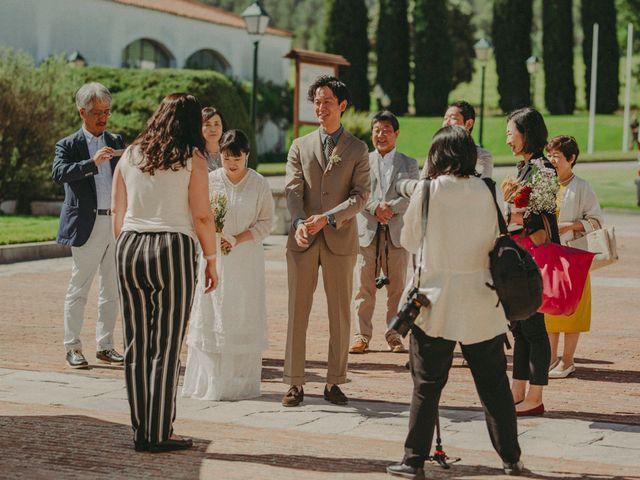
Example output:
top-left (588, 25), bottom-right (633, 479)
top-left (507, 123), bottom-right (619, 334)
top-left (387, 125), bottom-right (522, 478)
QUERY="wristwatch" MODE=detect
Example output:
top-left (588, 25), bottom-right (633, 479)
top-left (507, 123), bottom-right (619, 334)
top-left (326, 213), bottom-right (336, 227)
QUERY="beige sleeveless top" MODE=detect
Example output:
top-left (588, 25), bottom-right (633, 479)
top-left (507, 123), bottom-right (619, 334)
top-left (119, 146), bottom-right (195, 239)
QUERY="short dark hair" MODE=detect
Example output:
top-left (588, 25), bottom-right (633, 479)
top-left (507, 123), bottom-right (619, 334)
top-left (427, 125), bottom-right (478, 178)
top-left (546, 135), bottom-right (580, 166)
top-left (507, 107), bottom-right (548, 154)
top-left (306, 75), bottom-right (350, 106)
top-left (449, 100), bottom-right (476, 123)
top-left (134, 93), bottom-right (204, 175)
top-left (371, 110), bottom-right (400, 131)
top-left (219, 129), bottom-right (250, 156)
top-left (202, 106), bottom-right (226, 131)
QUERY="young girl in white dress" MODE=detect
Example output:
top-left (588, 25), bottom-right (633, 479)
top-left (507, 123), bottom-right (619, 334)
top-left (182, 129), bottom-right (274, 401)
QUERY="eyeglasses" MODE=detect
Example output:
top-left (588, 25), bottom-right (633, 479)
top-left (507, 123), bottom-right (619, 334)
top-left (87, 109), bottom-right (111, 118)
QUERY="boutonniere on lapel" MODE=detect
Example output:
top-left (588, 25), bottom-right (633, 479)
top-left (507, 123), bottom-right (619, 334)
top-left (327, 153), bottom-right (342, 171)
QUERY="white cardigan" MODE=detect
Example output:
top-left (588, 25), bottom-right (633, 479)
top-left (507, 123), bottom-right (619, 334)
top-left (557, 174), bottom-right (603, 244)
top-left (401, 176), bottom-right (508, 344)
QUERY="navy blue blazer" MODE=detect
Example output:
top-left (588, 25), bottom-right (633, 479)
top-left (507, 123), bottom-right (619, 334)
top-left (52, 128), bottom-right (124, 247)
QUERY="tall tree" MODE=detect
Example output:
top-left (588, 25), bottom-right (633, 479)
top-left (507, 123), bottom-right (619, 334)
top-left (582, 0), bottom-right (620, 113)
top-left (413, 0), bottom-right (453, 115)
top-left (542, 0), bottom-right (575, 114)
top-left (448, 3), bottom-right (476, 90)
top-left (324, 0), bottom-right (370, 111)
top-left (492, 0), bottom-right (533, 112)
top-left (375, 0), bottom-right (410, 114)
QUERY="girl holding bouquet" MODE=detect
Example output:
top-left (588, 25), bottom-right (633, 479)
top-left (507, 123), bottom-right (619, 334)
top-left (545, 136), bottom-right (603, 379)
top-left (182, 129), bottom-right (274, 401)
top-left (503, 108), bottom-right (559, 416)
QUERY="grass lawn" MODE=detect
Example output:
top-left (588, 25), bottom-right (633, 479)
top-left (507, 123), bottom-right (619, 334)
top-left (0, 215), bottom-right (59, 245)
top-left (1, 168), bottom-right (638, 245)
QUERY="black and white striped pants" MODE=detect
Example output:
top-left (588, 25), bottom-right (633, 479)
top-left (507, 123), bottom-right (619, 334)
top-left (116, 231), bottom-right (197, 444)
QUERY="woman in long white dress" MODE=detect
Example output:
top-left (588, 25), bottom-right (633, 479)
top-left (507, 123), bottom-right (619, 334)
top-left (182, 129), bottom-right (274, 401)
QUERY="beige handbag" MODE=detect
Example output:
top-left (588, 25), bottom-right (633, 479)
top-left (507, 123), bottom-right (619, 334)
top-left (567, 221), bottom-right (618, 270)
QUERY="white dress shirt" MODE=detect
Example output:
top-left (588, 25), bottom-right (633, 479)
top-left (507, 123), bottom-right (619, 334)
top-left (83, 128), bottom-right (112, 210)
top-left (376, 147), bottom-right (396, 195)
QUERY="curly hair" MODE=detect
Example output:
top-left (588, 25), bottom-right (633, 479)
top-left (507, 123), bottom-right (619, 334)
top-left (306, 75), bottom-right (350, 106)
top-left (133, 93), bottom-right (204, 175)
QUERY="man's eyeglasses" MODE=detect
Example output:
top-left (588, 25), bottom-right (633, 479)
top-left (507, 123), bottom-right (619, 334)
top-left (87, 109), bottom-right (111, 118)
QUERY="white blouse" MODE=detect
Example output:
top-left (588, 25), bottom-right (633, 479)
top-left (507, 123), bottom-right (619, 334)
top-left (401, 175), bottom-right (508, 344)
top-left (119, 146), bottom-right (195, 239)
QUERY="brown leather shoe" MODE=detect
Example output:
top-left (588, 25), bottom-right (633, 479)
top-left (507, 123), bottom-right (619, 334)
top-left (282, 385), bottom-right (304, 407)
top-left (324, 384), bottom-right (348, 405)
top-left (387, 335), bottom-right (407, 353)
top-left (349, 336), bottom-right (369, 354)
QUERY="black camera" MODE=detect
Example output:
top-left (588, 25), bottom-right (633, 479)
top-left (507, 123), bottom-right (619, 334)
top-left (388, 287), bottom-right (431, 337)
top-left (375, 275), bottom-right (390, 289)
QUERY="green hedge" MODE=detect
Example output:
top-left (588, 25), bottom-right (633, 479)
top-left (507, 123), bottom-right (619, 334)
top-left (68, 66), bottom-right (256, 164)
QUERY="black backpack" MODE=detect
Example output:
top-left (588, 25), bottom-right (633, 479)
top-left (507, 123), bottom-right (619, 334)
top-left (482, 178), bottom-right (543, 321)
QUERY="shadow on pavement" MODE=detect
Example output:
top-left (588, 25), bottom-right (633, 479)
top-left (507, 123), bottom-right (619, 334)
top-left (0, 414), bottom-right (211, 479)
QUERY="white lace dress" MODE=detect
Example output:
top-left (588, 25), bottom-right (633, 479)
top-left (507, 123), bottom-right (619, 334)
top-left (182, 168), bottom-right (274, 401)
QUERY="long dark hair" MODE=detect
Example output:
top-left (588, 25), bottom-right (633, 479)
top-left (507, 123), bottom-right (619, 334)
top-left (426, 125), bottom-right (477, 178)
top-left (134, 93), bottom-right (204, 175)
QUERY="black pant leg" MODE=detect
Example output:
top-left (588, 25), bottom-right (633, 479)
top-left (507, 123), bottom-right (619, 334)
top-left (116, 231), bottom-right (152, 444)
top-left (510, 321), bottom-right (530, 381)
top-left (402, 328), bottom-right (456, 468)
top-left (521, 313), bottom-right (550, 385)
top-left (461, 335), bottom-right (521, 465)
top-left (512, 313), bottom-right (550, 385)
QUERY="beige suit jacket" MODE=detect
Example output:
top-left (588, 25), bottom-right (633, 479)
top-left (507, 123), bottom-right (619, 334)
top-left (285, 128), bottom-right (370, 255)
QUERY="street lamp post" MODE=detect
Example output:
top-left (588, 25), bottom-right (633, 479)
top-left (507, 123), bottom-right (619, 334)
top-left (526, 55), bottom-right (540, 108)
top-left (473, 38), bottom-right (492, 147)
top-left (242, 1), bottom-right (270, 140)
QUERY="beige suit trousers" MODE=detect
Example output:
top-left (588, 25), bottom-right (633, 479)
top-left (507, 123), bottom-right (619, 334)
top-left (284, 233), bottom-right (356, 385)
top-left (353, 235), bottom-right (409, 341)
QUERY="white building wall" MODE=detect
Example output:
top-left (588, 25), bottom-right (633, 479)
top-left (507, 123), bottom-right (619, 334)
top-left (0, 0), bottom-right (292, 85)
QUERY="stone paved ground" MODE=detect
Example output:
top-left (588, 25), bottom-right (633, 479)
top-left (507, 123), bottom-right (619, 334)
top-left (0, 211), bottom-right (639, 478)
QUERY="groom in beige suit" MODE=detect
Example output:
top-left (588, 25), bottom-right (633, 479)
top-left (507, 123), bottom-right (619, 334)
top-left (282, 75), bottom-right (370, 407)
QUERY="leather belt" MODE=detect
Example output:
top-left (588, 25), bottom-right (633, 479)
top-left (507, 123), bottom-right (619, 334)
top-left (97, 209), bottom-right (112, 216)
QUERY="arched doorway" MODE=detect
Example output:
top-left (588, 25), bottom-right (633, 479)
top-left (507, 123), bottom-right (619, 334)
top-left (122, 38), bottom-right (174, 69)
top-left (185, 49), bottom-right (231, 75)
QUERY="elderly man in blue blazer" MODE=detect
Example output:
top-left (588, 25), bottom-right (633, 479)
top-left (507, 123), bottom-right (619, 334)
top-left (350, 111), bottom-right (419, 354)
top-left (52, 82), bottom-right (125, 369)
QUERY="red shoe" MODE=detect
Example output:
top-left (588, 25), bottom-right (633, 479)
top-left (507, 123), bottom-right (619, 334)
top-left (516, 403), bottom-right (545, 417)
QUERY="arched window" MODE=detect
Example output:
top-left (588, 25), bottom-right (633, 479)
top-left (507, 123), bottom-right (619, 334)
top-left (185, 49), bottom-right (231, 75)
top-left (122, 39), bottom-right (174, 69)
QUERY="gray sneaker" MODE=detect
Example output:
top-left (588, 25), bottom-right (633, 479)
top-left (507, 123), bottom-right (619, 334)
top-left (96, 349), bottom-right (124, 364)
top-left (66, 349), bottom-right (88, 369)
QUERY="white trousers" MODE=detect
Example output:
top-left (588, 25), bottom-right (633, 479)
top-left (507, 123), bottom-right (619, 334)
top-left (63, 216), bottom-right (118, 352)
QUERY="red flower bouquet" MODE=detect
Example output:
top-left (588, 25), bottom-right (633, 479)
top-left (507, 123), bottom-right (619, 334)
top-left (513, 186), bottom-right (532, 209)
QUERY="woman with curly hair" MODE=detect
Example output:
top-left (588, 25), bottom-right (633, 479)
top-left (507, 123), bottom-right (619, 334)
top-left (111, 93), bottom-right (219, 453)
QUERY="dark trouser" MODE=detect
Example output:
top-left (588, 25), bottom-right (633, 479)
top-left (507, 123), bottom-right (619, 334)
top-left (511, 312), bottom-right (550, 385)
top-left (116, 231), bottom-right (197, 444)
top-left (403, 327), bottom-right (521, 468)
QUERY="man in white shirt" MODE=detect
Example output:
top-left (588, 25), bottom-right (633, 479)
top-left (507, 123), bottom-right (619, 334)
top-left (350, 111), bottom-right (419, 354)
top-left (442, 100), bottom-right (493, 178)
top-left (52, 82), bottom-right (125, 369)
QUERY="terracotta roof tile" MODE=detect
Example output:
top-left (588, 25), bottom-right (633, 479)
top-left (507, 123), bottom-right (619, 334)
top-left (112, 0), bottom-right (293, 37)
